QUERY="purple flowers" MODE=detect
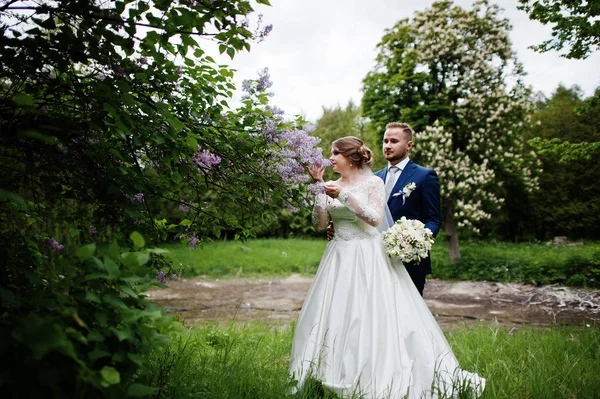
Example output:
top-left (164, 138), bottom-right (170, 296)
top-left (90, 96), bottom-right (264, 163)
top-left (125, 192), bottom-right (145, 203)
top-left (193, 146), bottom-right (221, 172)
top-left (266, 127), bottom-right (332, 185)
top-left (187, 235), bottom-right (199, 250)
top-left (156, 271), bottom-right (168, 284)
top-left (47, 237), bottom-right (64, 251)
top-left (241, 68), bottom-right (273, 98)
top-left (156, 270), bottom-right (180, 284)
top-left (179, 202), bottom-right (191, 213)
top-left (88, 226), bottom-right (97, 234)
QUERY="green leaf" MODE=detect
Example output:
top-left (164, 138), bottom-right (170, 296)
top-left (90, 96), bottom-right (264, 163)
top-left (121, 252), bottom-right (150, 268)
top-left (112, 327), bottom-right (134, 342)
top-left (130, 231), bottom-right (145, 249)
top-left (100, 366), bottom-right (121, 387)
top-left (18, 130), bottom-right (55, 144)
top-left (109, 241), bottom-right (121, 259)
top-left (69, 227), bottom-right (81, 238)
top-left (219, 44), bottom-right (227, 54)
top-left (128, 383), bottom-right (158, 397)
top-left (89, 349), bottom-right (111, 362)
top-left (76, 244), bottom-right (96, 260)
top-left (256, 0), bottom-right (272, 4)
top-left (12, 93), bottom-right (34, 106)
top-left (103, 257), bottom-right (121, 278)
top-left (186, 136), bottom-right (198, 149)
top-left (119, 284), bottom-right (138, 298)
top-left (226, 47), bottom-right (235, 59)
top-left (84, 291), bottom-right (101, 304)
top-left (127, 353), bottom-right (145, 367)
top-left (0, 189), bottom-right (25, 205)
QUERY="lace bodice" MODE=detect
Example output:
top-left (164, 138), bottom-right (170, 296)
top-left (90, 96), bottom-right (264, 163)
top-left (312, 176), bottom-right (386, 241)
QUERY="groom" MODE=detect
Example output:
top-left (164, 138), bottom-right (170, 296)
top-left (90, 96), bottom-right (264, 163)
top-left (375, 122), bottom-right (442, 296)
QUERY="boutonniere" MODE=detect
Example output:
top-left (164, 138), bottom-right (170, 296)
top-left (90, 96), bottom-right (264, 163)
top-left (392, 182), bottom-right (416, 205)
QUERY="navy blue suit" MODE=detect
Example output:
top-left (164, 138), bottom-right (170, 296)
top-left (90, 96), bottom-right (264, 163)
top-left (375, 161), bottom-right (442, 295)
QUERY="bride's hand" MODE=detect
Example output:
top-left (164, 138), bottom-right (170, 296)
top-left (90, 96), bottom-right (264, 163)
top-left (307, 166), bottom-right (325, 182)
top-left (324, 183), bottom-right (341, 199)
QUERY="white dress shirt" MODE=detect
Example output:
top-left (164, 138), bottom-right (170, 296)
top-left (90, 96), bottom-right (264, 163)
top-left (385, 157), bottom-right (410, 188)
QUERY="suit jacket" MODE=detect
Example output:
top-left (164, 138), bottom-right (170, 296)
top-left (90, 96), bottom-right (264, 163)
top-left (375, 160), bottom-right (442, 275)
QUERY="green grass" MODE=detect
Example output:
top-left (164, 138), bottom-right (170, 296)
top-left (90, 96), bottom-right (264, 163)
top-left (164, 239), bottom-right (327, 278)
top-left (138, 322), bottom-right (600, 398)
top-left (163, 238), bottom-right (600, 287)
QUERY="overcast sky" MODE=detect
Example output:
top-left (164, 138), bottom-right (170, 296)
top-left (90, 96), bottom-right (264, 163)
top-left (207, 0), bottom-right (600, 122)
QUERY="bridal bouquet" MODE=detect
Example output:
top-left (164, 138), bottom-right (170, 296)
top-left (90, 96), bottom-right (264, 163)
top-left (382, 217), bottom-right (434, 264)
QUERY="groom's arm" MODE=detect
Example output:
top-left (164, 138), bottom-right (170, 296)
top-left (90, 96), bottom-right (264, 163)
top-left (421, 170), bottom-right (442, 238)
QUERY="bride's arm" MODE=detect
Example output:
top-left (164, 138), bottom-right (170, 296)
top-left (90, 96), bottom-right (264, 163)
top-left (337, 179), bottom-right (385, 227)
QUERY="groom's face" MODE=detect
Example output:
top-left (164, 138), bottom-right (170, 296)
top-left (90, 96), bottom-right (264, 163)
top-left (383, 128), bottom-right (412, 164)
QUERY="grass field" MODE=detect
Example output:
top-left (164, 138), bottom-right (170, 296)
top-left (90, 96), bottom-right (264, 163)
top-left (138, 322), bottom-right (600, 398)
top-left (162, 238), bottom-right (600, 287)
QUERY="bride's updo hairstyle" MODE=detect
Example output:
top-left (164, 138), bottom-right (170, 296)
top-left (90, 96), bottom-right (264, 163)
top-left (332, 136), bottom-right (373, 168)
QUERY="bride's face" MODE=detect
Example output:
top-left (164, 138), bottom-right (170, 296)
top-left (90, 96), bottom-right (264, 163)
top-left (329, 147), bottom-right (351, 174)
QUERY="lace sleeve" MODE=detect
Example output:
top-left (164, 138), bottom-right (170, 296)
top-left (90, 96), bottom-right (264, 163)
top-left (337, 178), bottom-right (385, 227)
top-left (311, 185), bottom-right (329, 229)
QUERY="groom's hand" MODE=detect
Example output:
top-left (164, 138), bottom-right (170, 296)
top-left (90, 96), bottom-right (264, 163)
top-left (326, 221), bottom-right (335, 241)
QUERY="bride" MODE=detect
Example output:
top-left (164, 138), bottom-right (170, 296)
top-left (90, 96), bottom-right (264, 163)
top-left (288, 137), bottom-right (485, 398)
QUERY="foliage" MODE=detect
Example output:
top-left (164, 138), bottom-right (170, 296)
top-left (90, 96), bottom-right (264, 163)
top-left (528, 88), bottom-right (600, 163)
top-left (522, 86), bottom-right (600, 240)
top-left (431, 238), bottom-right (600, 288)
top-left (311, 100), bottom-right (385, 178)
top-left (361, 0), bottom-right (539, 259)
top-left (517, 0), bottom-right (600, 59)
top-left (134, 322), bottom-right (600, 399)
top-left (0, 0), bottom-right (327, 396)
top-left (0, 223), bottom-right (177, 397)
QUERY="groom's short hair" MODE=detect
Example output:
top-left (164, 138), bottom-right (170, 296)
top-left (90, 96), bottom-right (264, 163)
top-left (385, 122), bottom-right (413, 141)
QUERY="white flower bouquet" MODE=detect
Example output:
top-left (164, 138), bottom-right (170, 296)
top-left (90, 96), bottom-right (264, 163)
top-left (382, 217), bottom-right (435, 264)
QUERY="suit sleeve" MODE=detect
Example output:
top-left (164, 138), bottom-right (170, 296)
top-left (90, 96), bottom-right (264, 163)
top-left (421, 170), bottom-right (442, 237)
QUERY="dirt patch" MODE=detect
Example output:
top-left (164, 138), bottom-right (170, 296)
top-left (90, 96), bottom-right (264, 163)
top-left (147, 276), bottom-right (600, 329)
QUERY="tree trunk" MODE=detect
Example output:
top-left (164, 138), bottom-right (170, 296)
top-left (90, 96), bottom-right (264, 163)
top-left (444, 197), bottom-right (462, 262)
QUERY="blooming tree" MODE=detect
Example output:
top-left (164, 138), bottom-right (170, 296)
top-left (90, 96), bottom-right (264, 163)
top-left (0, 0), bottom-right (326, 394)
top-left (362, 0), bottom-right (540, 260)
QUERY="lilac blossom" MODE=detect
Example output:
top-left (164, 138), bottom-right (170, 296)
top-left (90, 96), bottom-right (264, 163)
top-left (48, 237), bottom-right (64, 251)
top-left (134, 193), bottom-right (144, 202)
top-left (256, 68), bottom-right (273, 91)
top-left (88, 226), bottom-right (97, 234)
top-left (156, 271), bottom-right (168, 284)
top-left (193, 146), bottom-right (221, 172)
top-left (179, 203), bottom-right (191, 213)
top-left (187, 235), bottom-right (199, 250)
top-left (307, 182), bottom-right (326, 195)
top-left (241, 68), bottom-right (273, 98)
top-left (285, 204), bottom-right (299, 213)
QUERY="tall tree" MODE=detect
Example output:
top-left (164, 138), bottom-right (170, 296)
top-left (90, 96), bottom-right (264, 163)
top-left (312, 100), bottom-right (385, 176)
top-left (517, 0), bottom-right (600, 59)
top-left (525, 85), bottom-right (600, 239)
top-left (362, 0), bottom-right (539, 261)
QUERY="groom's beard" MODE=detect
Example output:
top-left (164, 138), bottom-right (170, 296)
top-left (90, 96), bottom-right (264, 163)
top-left (383, 150), bottom-right (408, 164)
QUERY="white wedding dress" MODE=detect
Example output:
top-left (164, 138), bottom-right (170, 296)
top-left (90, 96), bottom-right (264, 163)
top-left (289, 175), bottom-right (485, 398)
